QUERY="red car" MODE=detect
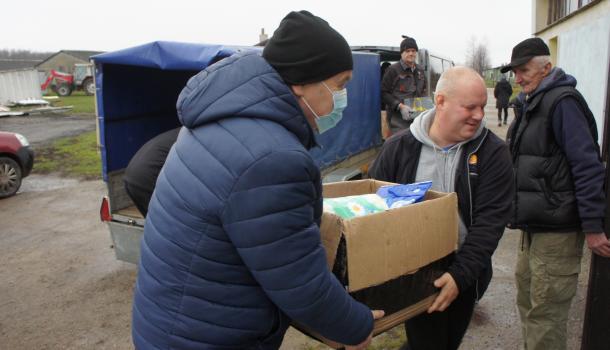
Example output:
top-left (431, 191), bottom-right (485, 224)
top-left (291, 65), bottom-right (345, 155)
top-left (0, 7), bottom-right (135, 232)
top-left (0, 131), bottom-right (34, 198)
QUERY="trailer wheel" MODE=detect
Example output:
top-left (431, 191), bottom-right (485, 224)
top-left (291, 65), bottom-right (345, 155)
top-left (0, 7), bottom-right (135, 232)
top-left (83, 78), bottom-right (95, 96)
top-left (0, 157), bottom-right (22, 199)
top-left (56, 83), bottom-right (73, 97)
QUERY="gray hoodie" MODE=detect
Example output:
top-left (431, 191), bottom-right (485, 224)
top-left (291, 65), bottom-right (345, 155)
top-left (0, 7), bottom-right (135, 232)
top-left (409, 107), bottom-right (485, 247)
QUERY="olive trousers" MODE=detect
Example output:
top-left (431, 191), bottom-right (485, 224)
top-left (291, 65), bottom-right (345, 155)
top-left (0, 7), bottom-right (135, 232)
top-left (515, 231), bottom-right (584, 350)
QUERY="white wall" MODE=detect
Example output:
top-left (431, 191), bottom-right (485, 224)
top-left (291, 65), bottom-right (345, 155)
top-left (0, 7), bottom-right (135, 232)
top-left (537, 0), bottom-right (610, 143)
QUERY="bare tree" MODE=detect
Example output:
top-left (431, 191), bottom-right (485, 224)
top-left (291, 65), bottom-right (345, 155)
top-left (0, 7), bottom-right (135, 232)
top-left (0, 49), bottom-right (53, 60)
top-left (465, 37), bottom-right (491, 76)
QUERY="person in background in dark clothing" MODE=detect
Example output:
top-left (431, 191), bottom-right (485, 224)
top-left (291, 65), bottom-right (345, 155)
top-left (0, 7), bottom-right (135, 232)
top-left (502, 37), bottom-right (610, 350)
top-left (494, 76), bottom-right (513, 126)
top-left (370, 66), bottom-right (514, 350)
top-left (123, 127), bottom-right (180, 216)
top-left (381, 36), bottom-right (427, 134)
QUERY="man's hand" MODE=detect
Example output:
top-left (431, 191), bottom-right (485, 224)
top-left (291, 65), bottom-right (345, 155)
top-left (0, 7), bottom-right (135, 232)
top-left (585, 233), bottom-right (610, 257)
top-left (398, 103), bottom-right (412, 120)
top-left (344, 310), bottom-right (384, 350)
top-left (427, 273), bottom-right (459, 313)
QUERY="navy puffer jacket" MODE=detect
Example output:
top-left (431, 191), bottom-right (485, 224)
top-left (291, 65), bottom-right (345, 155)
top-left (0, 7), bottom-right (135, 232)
top-left (131, 51), bottom-right (372, 349)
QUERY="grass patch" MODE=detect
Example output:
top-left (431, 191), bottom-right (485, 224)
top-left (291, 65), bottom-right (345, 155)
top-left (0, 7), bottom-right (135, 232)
top-left (46, 90), bottom-right (96, 114)
top-left (369, 325), bottom-right (407, 349)
top-left (33, 130), bottom-right (101, 179)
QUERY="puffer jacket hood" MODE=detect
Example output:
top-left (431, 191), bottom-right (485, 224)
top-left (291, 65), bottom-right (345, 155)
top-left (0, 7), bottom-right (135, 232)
top-left (176, 51), bottom-right (316, 149)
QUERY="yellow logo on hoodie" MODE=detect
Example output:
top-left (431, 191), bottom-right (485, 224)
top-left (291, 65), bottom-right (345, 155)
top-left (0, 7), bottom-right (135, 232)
top-left (468, 154), bottom-right (478, 165)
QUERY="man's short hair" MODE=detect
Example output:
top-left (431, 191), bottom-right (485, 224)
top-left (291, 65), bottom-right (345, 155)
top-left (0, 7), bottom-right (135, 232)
top-left (531, 55), bottom-right (551, 70)
top-left (435, 66), bottom-right (483, 99)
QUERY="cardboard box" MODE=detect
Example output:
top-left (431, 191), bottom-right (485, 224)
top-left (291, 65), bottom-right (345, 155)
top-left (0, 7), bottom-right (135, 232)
top-left (297, 179), bottom-right (458, 348)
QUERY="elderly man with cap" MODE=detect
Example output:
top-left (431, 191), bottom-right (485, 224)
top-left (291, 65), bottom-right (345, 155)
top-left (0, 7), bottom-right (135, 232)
top-left (381, 35), bottom-right (428, 134)
top-left (502, 37), bottom-right (610, 350)
top-left (131, 10), bottom-right (382, 350)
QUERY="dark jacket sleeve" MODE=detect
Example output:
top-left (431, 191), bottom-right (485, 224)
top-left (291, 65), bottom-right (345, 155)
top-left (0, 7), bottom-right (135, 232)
top-left (504, 82), bottom-right (513, 96)
top-left (221, 149), bottom-right (372, 346)
top-left (552, 97), bottom-right (606, 233)
top-left (381, 65), bottom-right (401, 112)
top-left (448, 138), bottom-right (515, 293)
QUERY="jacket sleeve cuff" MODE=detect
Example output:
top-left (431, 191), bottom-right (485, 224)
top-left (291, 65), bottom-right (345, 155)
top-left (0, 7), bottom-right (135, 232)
top-left (581, 218), bottom-right (604, 233)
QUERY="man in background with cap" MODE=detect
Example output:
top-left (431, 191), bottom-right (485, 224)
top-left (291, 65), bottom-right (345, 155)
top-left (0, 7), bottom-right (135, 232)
top-left (502, 37), bottom-right (610, 350)
top-left (131, 10), bottom-right (382, 350)
top-left (381, 35), bottom-right (428, 134)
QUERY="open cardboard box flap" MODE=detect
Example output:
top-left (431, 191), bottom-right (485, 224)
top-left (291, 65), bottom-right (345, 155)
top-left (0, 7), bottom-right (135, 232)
top-left (321, 179), bottom-right (458, 292)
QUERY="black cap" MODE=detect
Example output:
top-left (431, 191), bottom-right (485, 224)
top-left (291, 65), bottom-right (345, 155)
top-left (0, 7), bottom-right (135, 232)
top-left (400, 35), bottom-right (418, 52)
top-left (263, 11), bottom-right (353, 85)
top-left (501, 38), bottom-right (550, 73)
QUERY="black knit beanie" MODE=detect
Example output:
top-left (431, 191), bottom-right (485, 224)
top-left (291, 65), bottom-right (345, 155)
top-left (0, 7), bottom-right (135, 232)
top-left (263, 10), bottom-right (353, 85)
top-left (400, 36), bottom-right (419, 52)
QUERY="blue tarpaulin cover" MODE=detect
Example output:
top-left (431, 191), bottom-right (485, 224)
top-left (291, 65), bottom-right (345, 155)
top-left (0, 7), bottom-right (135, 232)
top-left (93, 41), bottom-right (381, 181)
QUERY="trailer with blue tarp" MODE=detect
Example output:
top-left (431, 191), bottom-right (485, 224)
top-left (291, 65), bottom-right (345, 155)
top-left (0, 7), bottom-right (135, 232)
top-left (94, 41), bottom-right (383, 263)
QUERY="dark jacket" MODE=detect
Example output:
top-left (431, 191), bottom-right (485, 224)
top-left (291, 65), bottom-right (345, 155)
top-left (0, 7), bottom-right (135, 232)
top-left (508, 68), bottom-right (605, 233)
top-left (368, 128), bottom-right (514, 295)
top-left (132, 52), bottom-right (372, 349)
top-left (381, 61), bottom-right (427, 130)
top-left (494, 79), bottom-right (512, 109)
top-left (123, 127), bottom-right (180, 216)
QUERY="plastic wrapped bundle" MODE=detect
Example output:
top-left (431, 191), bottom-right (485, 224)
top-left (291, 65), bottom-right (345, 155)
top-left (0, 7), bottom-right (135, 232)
top-left (323, 194), bottom-right (388, 219)
top-left (323, 181), bottom-right (433, 219)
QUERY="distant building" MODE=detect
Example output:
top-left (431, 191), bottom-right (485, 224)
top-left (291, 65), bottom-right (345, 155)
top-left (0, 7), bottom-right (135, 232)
top-left (483, 67), bottom-right (515, 84)
top-left (532, 0), bottom-right (609, 143)
top-left (0, 59), bottom-right (44, 72)
top-left (36, 50), bottom-right (103, 74)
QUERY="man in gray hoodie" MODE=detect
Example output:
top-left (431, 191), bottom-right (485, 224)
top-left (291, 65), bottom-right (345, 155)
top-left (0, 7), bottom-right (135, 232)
top-left (369, 66), bottom-right (514, 350)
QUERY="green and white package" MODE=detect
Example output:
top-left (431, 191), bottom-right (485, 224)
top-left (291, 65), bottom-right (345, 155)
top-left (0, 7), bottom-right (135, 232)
top-left (323, 194), bottom-right (389, 219)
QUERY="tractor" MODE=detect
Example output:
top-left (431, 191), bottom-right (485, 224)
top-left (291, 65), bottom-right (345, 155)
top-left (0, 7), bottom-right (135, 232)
top-left (40, 63), bottom-right (95, 96)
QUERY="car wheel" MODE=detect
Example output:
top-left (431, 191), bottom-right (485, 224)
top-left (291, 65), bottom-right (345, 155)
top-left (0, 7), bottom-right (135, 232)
top-left (0, 157), bottom-right (22, 198)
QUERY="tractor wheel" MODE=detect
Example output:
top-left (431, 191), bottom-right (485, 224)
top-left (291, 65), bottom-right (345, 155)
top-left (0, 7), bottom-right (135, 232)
top-left (83, 78), bottom-right (95, 96)
top-left (56, 83), bottom-right (73, 97)
top-left (0, 157), bottom-right (22, 199)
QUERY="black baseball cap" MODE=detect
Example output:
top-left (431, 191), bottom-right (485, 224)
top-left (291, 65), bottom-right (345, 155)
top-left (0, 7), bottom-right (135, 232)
top-left (500, 38), bottom-right (550, 73)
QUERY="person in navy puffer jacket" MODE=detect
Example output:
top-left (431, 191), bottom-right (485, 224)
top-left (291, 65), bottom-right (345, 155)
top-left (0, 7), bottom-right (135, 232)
top-left (131, 10), bottom-right (383, 350)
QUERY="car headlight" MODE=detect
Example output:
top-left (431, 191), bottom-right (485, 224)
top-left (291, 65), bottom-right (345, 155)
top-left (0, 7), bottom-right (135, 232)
top-left (15, 133), bottom-right (30, 147)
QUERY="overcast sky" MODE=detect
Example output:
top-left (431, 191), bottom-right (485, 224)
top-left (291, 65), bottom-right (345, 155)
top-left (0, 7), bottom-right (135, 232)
top-left (4, 0), bottom-right (532, 67)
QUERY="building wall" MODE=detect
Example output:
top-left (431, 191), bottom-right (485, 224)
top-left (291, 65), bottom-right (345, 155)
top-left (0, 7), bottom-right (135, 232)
top-left (37, 53), bottom-right (86, 74)
top-left (535, 0), bottom-right (610, 143)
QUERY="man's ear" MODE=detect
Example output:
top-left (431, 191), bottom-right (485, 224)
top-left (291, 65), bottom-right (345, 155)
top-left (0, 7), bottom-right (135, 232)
top-left (435, 93), bottom-right (445, 109)
top-left (543, 62), bottom-right (553, 76)
top-left (291, 85), bottom-right (305, 97)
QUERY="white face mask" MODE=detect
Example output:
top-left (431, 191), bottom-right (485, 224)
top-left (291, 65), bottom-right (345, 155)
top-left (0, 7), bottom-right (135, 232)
top-left (302, 82), bottom-right (348, 134)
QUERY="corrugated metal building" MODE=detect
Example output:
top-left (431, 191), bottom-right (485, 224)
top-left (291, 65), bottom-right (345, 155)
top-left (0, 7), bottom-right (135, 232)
top-left (0, 69), bottom-right (42, 105)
